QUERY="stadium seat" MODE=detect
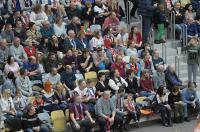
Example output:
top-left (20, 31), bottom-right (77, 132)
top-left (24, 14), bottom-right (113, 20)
top-left (65, 109), bottom-right (70, 122)
top-left (98, 70), bottom-right (110, 74)
top-left (51, 110), bottom-right (66, 132)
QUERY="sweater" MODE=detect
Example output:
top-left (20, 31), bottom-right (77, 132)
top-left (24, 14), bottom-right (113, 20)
top-left (140, 77), bottom-right (154, 92)
top-left (21, 113), bottom-right (42, 129)
top-left (182, 44), bottom-right (200, 64)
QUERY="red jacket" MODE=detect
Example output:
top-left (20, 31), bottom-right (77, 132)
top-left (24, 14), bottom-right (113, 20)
top-left (140, 77), bottom-right (154, 92)
top-left (128, 32), bottom-right (142, 44)
top-left (24, 46), bottom-right (36, 57)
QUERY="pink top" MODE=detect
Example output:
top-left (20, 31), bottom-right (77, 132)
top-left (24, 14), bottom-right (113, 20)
top-left (4, 62), bottom-right (19, 75)
top-left (103, 16), bottom-right (120, 31)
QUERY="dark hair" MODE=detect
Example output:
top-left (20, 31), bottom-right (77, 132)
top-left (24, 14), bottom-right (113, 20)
top-left (97, 47), bottom-right (103, 52)
top-left (29, 22), bottom-right (35, 29)
top-left (7, 71), bottom-right (16, 85)
top-left (110, 69), bottom-right (116, 78)
top-left (78, 79), bottom-right (85, 86)
top-left (157, 85), bottom-right (164, 96)
top-left (24, 104), bottom-right (34, 114)
top-left (19, 68), bottom-right (26, 75)
top-left (126, 69), bottom-right (133, 77)
top-left (118, 88), bottom-right (125, 94)
top-left (172, 86), bottom-right (180, 93)
top-left (185, 3), bottom-right (192, 11)
top-left (7, 55), bottom-right (14, 65)
top-left (97, 72), bottom-right (105, 80)
top-left (130, 26), bottom-right (137, 35)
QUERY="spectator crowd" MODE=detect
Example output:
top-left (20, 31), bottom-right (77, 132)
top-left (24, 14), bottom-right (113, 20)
top-left (0, 0), bottom-right (200, 132)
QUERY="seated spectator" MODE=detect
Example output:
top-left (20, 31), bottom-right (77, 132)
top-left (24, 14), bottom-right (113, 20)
top-left (153, 86), bottom-right (172, 127)
top-left (0, 88), bottom-right (19, 119)
top-left (6, 11), bottom-right (22, 27)
top-left (54, 82), bottom-right (70, 110)
top-left (153, 65), bottom-right (166, 90)
top-left (75, 30), bottom-right (90, 52)
top-left (33, 94), bottom-right (45, 113)
top-left (165, 65), bottom-right (183, 91)
top-left (29, 4), bottom-right (48, 26)
top-left (20, 11), bottom-right (30, 30)
top-left (13, 20), bottom-right (27, 42)
top-left (9, 37), bottom-right (28, 66)
top-left (67, 16), bottom-right (81, 34)
top-left (77, 48), bottom-right (94, 75)
top-left (103, 11), bottom-right (120, 33)
top-left (26, 22), bottom-right (42, 43)
top-left (66, 2), bottom-right (81, 20)
top-left (86, 79), bottom-right (97, 101)
top-left (127, 55), bottom-right (141, 78)
top-left (192, 0), bottom-right (200, 12)
top-left (139, 44), bottom-right (153, 59)
top-left (125, 69), bottom-right (139, 100)
top-left (23, 56), bottom-right (42, 81)
top-left (67, 29), bottom-right (77, 49)
top-left (1, 23), bottom-right (14, 44)
top-left (111, 55), bottom-right (126, 78)
top-left (168, 86), bottom-right (190, 123)
top-left (125, 40), bottom-right (138, 57)
top-left (108, 69), bottom-right (128, 94)
top-left (186, 18), bottom-right (198, 38)
top-left (81, 1), bottom-right (96, 24)
top-left (96, 72), bottom-right (109, 97)
top-left (140, 52), bottom-right (155, 74)
top-left (2, 71), bottom-right (16, 96)
top-left (53, 16), bottom-right (67, 37)
top-left (152, 49), bottom-right (165, 70)
top-left (103, 27), bottom-right (115, 49)
top-left (69, 94), bottom-right (95, 132)
top-left (16, 68), bottom-right (32, 97)
top-left (4, 55), bottom-right (19, 76)
top-left (92, 47), bottom-right (110, 70)
top-left (21, 104), bottom-right (49, 132)
top-left (116, 27), bottom-right (129, 47)
top-left (139, 69), bottom-right (155, 99)
top-left (48, 35), bottom-right (61, 54)
top-left (13, 89), bottom-right (27, 116)
top-left (24, 39), bottom-right (37, 58)
top-left (111, 88), bottom-right (127, 131)
top-left (182, 82), bottom-right (200, 115)
top-left (185, 3), bottom-right (195, 22)
top-left (61, 65), bottom-right (76, 93)
top-left (173, 1), bottom-right (185, 39)
top-left (128, 26), bottom-right (142, 47)
top-left (93, 0), bottom-right (109, 25)
top-left (96, 90), bottom-right (118, 131)
top-left (90, 30), bottom-right (104, 51)
top-left (40, 21), bottom-right (54, 39)
top-left (124, 93), bottom-right (141, 129)
top-left (0, 39), bottom-right (10, 71)
top-left (43, 67), bottom-right (61, 89)
top-left (62, 49), bottom-right (76, 69)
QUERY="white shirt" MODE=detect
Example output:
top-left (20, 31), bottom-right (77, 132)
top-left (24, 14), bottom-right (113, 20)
top-left (29, 11), bottom-right (48, 26)
top-left (108, 77), bottom-right (128, 91)
top-left (73, 87), bottom-right (87, 98)
top-left (0, 97), bottom-right (14, 112)
top-left (53, 23), bottom-right (67, 37)
top-left (43, 73), bottom-right (61, 87)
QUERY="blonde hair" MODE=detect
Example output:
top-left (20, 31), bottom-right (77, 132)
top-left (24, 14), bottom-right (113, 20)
top-left (129, 55), bottom-right (138, 64)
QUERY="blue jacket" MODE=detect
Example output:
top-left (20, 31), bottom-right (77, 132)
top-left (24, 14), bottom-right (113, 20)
top-left (138, 0), bottom-right (155, 18)
top-left (181, 88), bottom-right (199, 104)
top-left (40, 27), bottom-right (54, 38)
top-left (192, 0), bottom-right (200, 11)
top-left (74, 38), bottom-right (90, 51)
top-left (187, 23), bottom-right (198, 36)
top-left (196, 22), bottom-right (200, 37)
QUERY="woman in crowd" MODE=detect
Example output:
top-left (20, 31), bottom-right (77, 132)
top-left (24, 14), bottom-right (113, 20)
top-left (90, 30), bottom-right (104, 51)
top-left (185, 3), bottom-right (195, 22)
top-left (111, 55), bottom-right (126, 78)
top-left (128, 26), bottom-right (142, 47)
top-left (96, 72), bottom-right (108, 97)
top-left (53, 16), bottom-right (67, 37)
top-left (81, 1), bottom-right (96, 24)
top-left (4, 55), bottom-right (20, 76)
top-left (44, 4), bottom-right (55, 24)
top-left (24, 39), bottom-right (37, 58)
top-left (127, 55), bottom-right (141, 79)
top-left (125, 40), bottom-right (138, 57)
top-left (75, 30), bottom-right (90, 52)
top-left (26, 22), bottom-right (42, 43)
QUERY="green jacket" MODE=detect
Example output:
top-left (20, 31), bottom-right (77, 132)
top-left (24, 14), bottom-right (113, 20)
top-left (182, 44), bottom-right (200, 64)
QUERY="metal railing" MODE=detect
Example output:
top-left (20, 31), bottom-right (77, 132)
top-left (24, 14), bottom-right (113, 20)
top-left (182, 24), bottom-right (188, 48)
top-left (175, 55), bottom-right (180, 77)
top-left (126, 1), bottom-right (131, 25)
top-left (162, 43), bottom-right (167, 63)
top-left (170, 11), bottom-right (176, 48)
top-left (138, 15), bottom-right (142, 37)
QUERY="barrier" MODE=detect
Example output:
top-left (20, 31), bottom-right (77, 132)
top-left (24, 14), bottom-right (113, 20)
top-left (126, 1), bottom-right (131, 25)
top-left (182, 24), bottom-right (188, 48)
top-left (162, 43), bottom-right (167, 63)
top-left (170, 11), bottom-right (176, 48)
top-left (175, 55), bottom-right (180, 77)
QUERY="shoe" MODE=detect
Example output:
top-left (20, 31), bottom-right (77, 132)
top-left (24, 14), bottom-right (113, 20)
top-left (154, 40), bottom-right (160, 44)
top-left (160, 39), bottom-right (166, 43)
top-left (163, 123), bottom-right (169, 127)
top-left (179, 117), bottom-right (184, 123)
top-left (136, 121), bottom-right (140, 128)
top-left (194, 82), bottom-right (197, 88)
top-left (184, 117), bottom-right (190, 122)
top-left (168, 121), bottom-right (173, 127)
top-left (124, 124), bottom-right (131, 131)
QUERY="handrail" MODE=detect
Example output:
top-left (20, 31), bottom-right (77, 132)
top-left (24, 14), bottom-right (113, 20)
top-left (126, 1), bottom-right (131, 25)
top-left (162, 43), bottom-right (167, 63)
top-left (171, 11), bottom-right (176, 48)
top-left (175, 55), bottom-right (180, 77)
top-left (138, 15), bottom-right (142, 38)
top-left (182, 24), bottom-right (188, 47)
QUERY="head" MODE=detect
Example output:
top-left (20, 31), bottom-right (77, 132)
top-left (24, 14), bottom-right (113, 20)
top-left (128, 40), bottom-right (136, 48)
top-left (25, 38), bottom-right (33, 47)
top-left (175, 2), bottom-right (181, 10)
top-left (85, 1), bottom-right (92, 8)
top-left (77, 30), bottom-right (85, 39)
top-left (131, 26), bottom-right (138, 34)
top-left (70, 2), bottom-right (77, 10)
top-left (110, 69), bottom-right (120, 78)
top-left (5, 23), bottom-right (12, 31)
top-left (15, 89), bottom-right (22, 97)
top-left (7, 71), bottom-right (15, 80)
top-left (48, 52), bottom-right (56, 60)
top-left (153, 49), bottom-right (160, 58)
top-left (0, 39), bottom-right (7, 48)
top-left (144, 52), bottom-right (151, 61)
top-left (65, 65), bottom-right (73, 74)
top-left (142, 69), bottom-right (150, 78)
top-left (68, 30), bottom-right (76, 39)
top-left (72, 16), bottom-right (80, 25)
top-left (97, 72), bottom-right (106, 82)
top-left (188, 82), bottom-right (195, 91)
top-left (13, 37), bottom-right (21, 47)
top-left (55, 16), bottom-right (63, 25)
top-left (82, 48), bottom-right (90, 57)
top-left (157, 64), bottom-right (164, 73)
top-left (78, 79), bottom-right (87, 90)
top-left (7, 55), bottom-right (15, 65)
top-left (110, 11), bottom-right (117, 19)
top-left (120, 26), bottom-right (127, 33)
top-left (127, 93), bottom-right (133, 100)
top-left (14, 11), bottom-right (21, 18)
top-left (56, 82), bottom-right (64, 92)
top-left (72, 48), bottom-right (78, 56)
top-left (86, 79), bottom-right (94, 87)
top-left (25, 104), bottom-right (36, 115)
top-left (97, 47), bottom-right (103, 56)
top-left (66, 49), bottom-right (73, 56)
top-left (73, 94), bottom-right (82, 103)
top-left (172, 86), bottom-right (180, 95)
top-left (95, 0), bottom-right (102, 5)
top-left (50, 67), bottom-right (58, 76)
top-left (117, 88), bottom-right (125, 96)
top-left (168, 64), bottom-right (176, 73)
top-left (15, 20), bottom-right (22, 28)
top-left (42, 20), bottom-right (50, 29)
top-left (51, 35), bottom-right (58, 41)
top-left (129, 55), bottom-right (138, 64)
top-left (115, 55), bottom-right (123, 63)
top-left (102, 90), bottom-right (111, 100)
top-left (158, 4), bottom-right (164, 11)
top-left (2, 88), bottom-right (11, 98)
top-left (29, 22), bottom-right (36, 30)
top-left (185, 3), bottom-right (192, 11)
top-left (157, 85), bottom-right (164, 96)
top-left (19, 68), bottom-right (26, 77)
top-left (33, 4), bottom-right (42, 14)
top-left (189, 37), bottom-right (198, 46)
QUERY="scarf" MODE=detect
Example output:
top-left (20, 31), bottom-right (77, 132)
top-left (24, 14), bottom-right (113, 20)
top-left (127, 100), bottom-right (135, 112)
top-left (74, 103), bottom-right (84, 121)
top-left (145, 60), bottom-right (151, 69)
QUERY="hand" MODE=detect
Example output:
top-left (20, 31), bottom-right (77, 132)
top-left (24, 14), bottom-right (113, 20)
top-left (33, 126), bottom-right (40, 132)
top-left (75, 123), bottom-right (80, 129)
top-left (109, 117), bottom-right (114, 123)
top-left (164, 105), bottom-right (171, 110)
top-left (54, 100), bottom-right (59, 104)
top-left (87, 55), bottom-right (90, 60)
top-left (124, 111), bottom-right (128, 115)
top-left (154, 3), bottom-right (157, 7)
top-left (90, 119), bottom-right (95, 124)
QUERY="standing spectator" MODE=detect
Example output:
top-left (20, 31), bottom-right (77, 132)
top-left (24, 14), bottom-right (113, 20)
top-left (138, 0), bottom-right (156, 43)
top-left (0, 39), bottom-right (10, 71)
top-left (182, 37), bottom-right (200, 88)
top-left (29, 4), bottom-right (48, 26)
top-left (1, 23), bottom-right (14, 44)
top-left (9, 37), bottom-right (28, 66)
top-left (15, 68), bottom-right (32, 97)
top-left (69, 94), bottom-right (95, 132)
top-left (4, 55), bottom-right (19, 76)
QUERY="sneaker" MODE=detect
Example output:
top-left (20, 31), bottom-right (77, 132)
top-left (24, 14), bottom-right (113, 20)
top-left (163, 123), bottom-right (169, 127)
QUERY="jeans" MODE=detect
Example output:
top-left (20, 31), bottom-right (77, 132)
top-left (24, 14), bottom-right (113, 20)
top-left (188, 64), bottom-right (198, 83)
top-left (24, 126), bottom-right (49, 132)
top-left (159, 105), bottom-right (172, 125)
top-left (71, 119), bottom-right (94, 132)
top-left (140, 91), bottom-right (155, 101)
top-left (173, 104), bottom-right (184, 118)
top-left (142, 17), bottom-right (152, 43)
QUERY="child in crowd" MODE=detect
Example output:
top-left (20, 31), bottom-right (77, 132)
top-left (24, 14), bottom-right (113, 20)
top-left (33, 94), bottom-right (44, 113)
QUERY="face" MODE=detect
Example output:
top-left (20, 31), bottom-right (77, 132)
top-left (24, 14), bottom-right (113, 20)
top-left (103, 93), bottom-right (110, 100)
top-left (0, 40), bottom-right (7, 48)
top-left (14, 38), bottom-right (20, 46)
top-left (56, 84), bottom-right (64, 91)
top-left (15, 11), bottom-right (21, 18)
top-left (52, 35), bottom-right (57, 41)
top-left (31, 24), bottom-right (36, 30)
top-left (175, 2), bottom-right (181, 9)
top-left (29, 106), bottom-right (36, 115)
top-left (190, 38), bottom-right (198, 45)
top-left (31, 58), bottom-right (37, 64)
top-left (70, 2), bottom-right (77, 10)
top-left (75, 95), bottom-right (82, 103)
top-left (100, 75), bottom-right (106, 81)
top-left (145, 53), bottom-right (151, 60)
top-left (51, 68), bottom-right (57, 75)
top-left (68, 30), bottom-right (76, 38)
top-left (111, 12), bottom-right (117, 19)
top-left (27, 40), bottom-right (33, 47)
top-left (43, 22), bottom-right (50, 28)
top-left (6, 25), bottom-right (12, 31)
top-left (154, 51), bottom-right (159, 58)
top-left (133, 27), bottom-right (138, 33)
top-left (189, 5), bottom-right (192, 10)
top-left (144, 72), bottom-right (150, 78)
top-left (127, 95), bottom-right (132, 100)
top-left (116, 56), bottom-right (122, 63)
top-left (66, 66), bottom-right (72, 73)
top-left (10, 57), bottom-right (15, 64)
top-left (130, 41), bottom-right (135, 48)
top-left (67, 50), bottom-right (72, 56)
top-left (98, 50), bottom-right (103, 56)
top-left (16, 21), bottom-right (22, 28)
top-left (114, 69), bottom-right (120, 77)
top-left (80, 81), bottom-right (87, 90)
top-left (73, 17), bottom-right (80, 24)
